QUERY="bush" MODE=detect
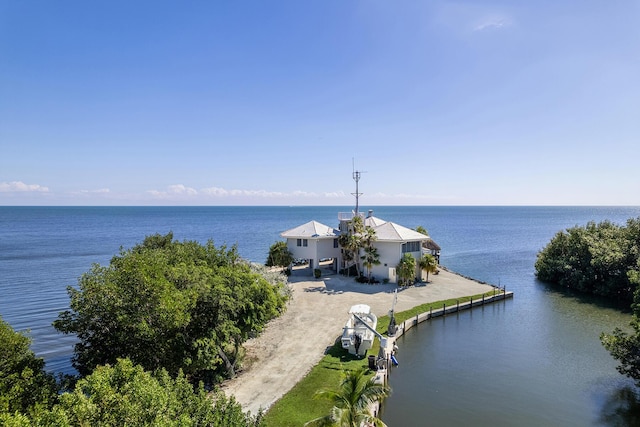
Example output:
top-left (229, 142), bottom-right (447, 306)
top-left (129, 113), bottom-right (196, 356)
top-left (356, 275), bottom-right (379, 284)
top-left (314, 268), bottom-right (321, 279)
top-left (535, 218), bottom-right (640, 302)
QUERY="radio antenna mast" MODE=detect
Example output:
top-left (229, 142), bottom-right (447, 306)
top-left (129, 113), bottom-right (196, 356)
top-left (351, 159), bottom-right (366, 214)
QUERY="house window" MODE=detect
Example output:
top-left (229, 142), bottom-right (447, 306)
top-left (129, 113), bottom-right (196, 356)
top-left (333, 239), bottom-right (339, 248)
top-left (402, 241), bottom-right (420, 253)
top-left (297, 239), bottom-right (308, 247)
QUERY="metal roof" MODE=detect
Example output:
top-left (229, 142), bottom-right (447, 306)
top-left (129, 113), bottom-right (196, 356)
top-left (373, 221), bottom-right (430, 242)
top-left (280, 220), bottom-right (339, 239)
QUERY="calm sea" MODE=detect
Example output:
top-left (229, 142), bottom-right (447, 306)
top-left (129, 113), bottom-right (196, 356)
top-left (1, 206), bottom-right (640, 425)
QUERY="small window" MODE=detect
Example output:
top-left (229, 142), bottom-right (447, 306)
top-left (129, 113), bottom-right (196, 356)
top-left (303, 239), bottom-right (308, 247)
top-left (297, 239), bottom-right (302, 247)
top-left (333, 239), bottom-right (339, 248)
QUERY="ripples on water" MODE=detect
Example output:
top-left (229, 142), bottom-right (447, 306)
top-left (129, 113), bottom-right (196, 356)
top-left (2, 206), bottom-right (640, 423)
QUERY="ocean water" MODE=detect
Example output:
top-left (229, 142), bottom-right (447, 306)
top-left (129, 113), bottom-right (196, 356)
top-left (1, 206), bottom-right (640, 425)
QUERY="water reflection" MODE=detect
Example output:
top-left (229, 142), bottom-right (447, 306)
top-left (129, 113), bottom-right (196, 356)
top-left (381, 288), bottom-right (636, 426)
top-left (597, 385), bottom-right (640, 426)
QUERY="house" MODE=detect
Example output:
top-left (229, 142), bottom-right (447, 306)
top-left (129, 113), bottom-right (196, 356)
top-left (280, 220), bottom-right (341, 271)
top-left (280, 209), bottom-right (440, 283)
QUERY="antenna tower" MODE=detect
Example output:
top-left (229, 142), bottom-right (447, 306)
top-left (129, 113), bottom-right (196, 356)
top-left (351, 160), bottom-right (366, 214)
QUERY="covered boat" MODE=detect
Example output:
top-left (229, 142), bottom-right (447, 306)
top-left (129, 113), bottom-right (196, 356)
top-left (341, 304), bottom-right (378, 357)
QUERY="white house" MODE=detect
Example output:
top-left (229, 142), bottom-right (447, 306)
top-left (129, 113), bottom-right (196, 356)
top-left (280, 220), bottom-right (341, 271)
top-left (281, 210), bottom-right (440, 283)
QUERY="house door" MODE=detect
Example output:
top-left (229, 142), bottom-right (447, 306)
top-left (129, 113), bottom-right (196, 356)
top-left (389, 267), bottom-right (396, 284)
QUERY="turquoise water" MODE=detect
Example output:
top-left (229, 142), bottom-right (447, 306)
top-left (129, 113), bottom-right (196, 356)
top-left (1, 206), bottom-right (639, 424)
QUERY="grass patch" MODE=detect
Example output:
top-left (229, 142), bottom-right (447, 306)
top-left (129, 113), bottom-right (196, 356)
top-left (377, 289), bottom-right (502, 333)
top-left (262, 339), bottom-right (373, 427)
top-left (262, 289), bottom-right (501, 426)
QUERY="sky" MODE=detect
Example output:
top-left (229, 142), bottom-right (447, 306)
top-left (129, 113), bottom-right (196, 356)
top-left (1, 1), bottom-right (639, 206)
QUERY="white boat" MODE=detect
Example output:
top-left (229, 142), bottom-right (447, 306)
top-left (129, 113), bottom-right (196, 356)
top-left (341, 304), bottom-right (378, 357)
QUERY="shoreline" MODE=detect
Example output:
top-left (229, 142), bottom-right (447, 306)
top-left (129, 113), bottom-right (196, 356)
top-left (220, 268), bottom-right (496, 415)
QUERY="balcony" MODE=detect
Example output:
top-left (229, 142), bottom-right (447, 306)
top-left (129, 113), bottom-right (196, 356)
top-left (338, 211), bottom-right (365, 221)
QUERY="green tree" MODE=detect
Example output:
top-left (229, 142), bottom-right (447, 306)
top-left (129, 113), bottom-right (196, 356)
top-left (0, 358), bottom-right (264, 427)
top-left (361, 246), bottom-right (381, 283)
top-left (360, 226), bottom-right (379, 282)
top-left (601, 318), bottom-right (640, 386)
top-left (415, 226), bottom-right (428, 236)
top-left (418, 253), bottom-right (438, 283)
top-left (338, 216), bottom-right (365, 277)
top-left (304, 367), bottom-right (390, 427)
top-left (395, 253), bottom-right (416, 286)
top-left (601, 256), bottom-right (640, 386)
top-left (0, 315), bottom-right (58, 416)
top-left (54, 233), bottom-right (288, 385)
top-left (535, 219), bottom-right (640, 301)
top-left (266, 241), bottom-right (293, 270)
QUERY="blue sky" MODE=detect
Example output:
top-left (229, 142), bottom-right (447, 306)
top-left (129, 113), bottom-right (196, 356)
top-left (1, 1), bottom-right (639, 206)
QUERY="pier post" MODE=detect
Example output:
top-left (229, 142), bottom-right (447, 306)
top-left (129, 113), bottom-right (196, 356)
top-left (456, 300), bottom-right (459, 312)
top-left (482, 294), bottom-right (485, 305)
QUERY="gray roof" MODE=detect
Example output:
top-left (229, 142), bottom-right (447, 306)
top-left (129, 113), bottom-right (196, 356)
top-left (364, 215), bottom-right (387, 227)
top-left (373, 221), bottom-right (429, 242)
top-left (280, 220), bottom-right (339, 239)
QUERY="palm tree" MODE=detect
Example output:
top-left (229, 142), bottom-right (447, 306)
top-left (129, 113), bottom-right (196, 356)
top-left (418, 253), bottom-right (438, 283)
top-left (339, 215), bottom-right (366, 277)
top-left (305, 367), bottom-right (391, 427)
top-left (415, 225), bottom-right (428, 236)
top-left (360, 226), bottom-right (379, 282)
top-left (361, 246), bottom-right (381, 283)
top-left (338, 232), bottom-right (360, 277)
top-left (396, 253), bottom-right (416, 286)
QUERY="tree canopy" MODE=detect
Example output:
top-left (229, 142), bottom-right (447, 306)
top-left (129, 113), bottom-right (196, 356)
top-left (54, 232), bottom-right (289, 385)
top-left (0, 358), bottom-right (263, 427)
top-left (535, 218), bottom-right (640, 302)
top-left (0, 316), bottom-right (58, 416)
top-left (265, 241), bottom-right (293, 269)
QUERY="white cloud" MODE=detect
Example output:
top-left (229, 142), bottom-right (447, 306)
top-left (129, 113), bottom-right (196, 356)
top-left (0, 181), bottom-right (49, 192)
top-left (323, 191), bottom-right (347, 198)
top-left (473, 14), bottom-right (513, 32)
top-left (167, 184), bottom-right (197, 195)
top-left (201, 186), bottom-right (229, 196)
top-left (148, 184), bottom-right (198, 198)
top-left (432, 3), bottom-right (514, 35)
top-left (79, 188), bottom-right (111, 194)
top-left (146, 185), bottom-right (457, 205)
top-left (148, 184), bottom-right (350, 204)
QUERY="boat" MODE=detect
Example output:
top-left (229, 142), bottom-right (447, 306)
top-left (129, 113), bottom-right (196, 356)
top-left (341, 304), bottom-right (378, 357)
